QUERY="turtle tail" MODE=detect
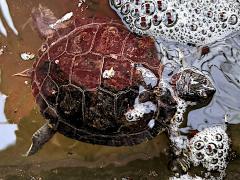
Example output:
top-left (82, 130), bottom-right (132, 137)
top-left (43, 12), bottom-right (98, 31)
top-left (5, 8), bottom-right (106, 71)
top-left (25, 123), bottom-right (56, 156)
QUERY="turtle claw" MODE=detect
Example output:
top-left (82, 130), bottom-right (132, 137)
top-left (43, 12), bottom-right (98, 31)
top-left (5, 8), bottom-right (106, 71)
top-left (0, 0), bottom-right (18, 36)
top-left (25, 123), bottom-right (56, 156)
top-left (169, 151), bottom-right (191, 174)
top-left (13, 68), bottom-right (33, 78)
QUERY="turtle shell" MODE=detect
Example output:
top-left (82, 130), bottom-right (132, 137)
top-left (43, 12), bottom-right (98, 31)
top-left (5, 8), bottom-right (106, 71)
top-left (32, 17), bottom-right (177, 146)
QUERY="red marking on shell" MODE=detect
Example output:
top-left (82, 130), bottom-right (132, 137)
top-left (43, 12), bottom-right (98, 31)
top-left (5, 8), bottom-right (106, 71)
top-left (102, 57), bottom-right (132, 90)
top-left (66, 26), bottom-right (98, 54)
top-left (123, 34), bottom-right (160, 68)
top-left (49, 53), bottom-right (74, 85)
top-left (92, 24), bottom-right (129, 55)
top-left (48, 38), bottom-right (68, 59)
top-left (71, 53), bottom-right (103, 90)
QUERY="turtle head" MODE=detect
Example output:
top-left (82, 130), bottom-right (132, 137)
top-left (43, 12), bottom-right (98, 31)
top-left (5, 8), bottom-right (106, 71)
top-left (171, 68), bottom-right (215, 104)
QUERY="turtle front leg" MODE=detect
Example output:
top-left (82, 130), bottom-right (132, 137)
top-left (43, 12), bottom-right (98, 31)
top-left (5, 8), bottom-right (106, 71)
top-left (168, 99), bottom-right (192, 174)
top-left (25, 123), bottom-right (56, 156)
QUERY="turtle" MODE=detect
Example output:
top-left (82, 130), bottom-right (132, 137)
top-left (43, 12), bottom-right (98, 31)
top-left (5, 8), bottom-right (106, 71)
top-left (16, 5), bottom-right (215, 156)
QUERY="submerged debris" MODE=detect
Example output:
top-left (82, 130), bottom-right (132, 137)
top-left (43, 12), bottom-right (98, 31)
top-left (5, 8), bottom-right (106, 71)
top-left (102, 67), bottom-right (115, 79)
top-left (20, 52), bottom-right (35, 61)
top-left (0, 45), bottom-right (6, 56)
top-left (49, 12), bottom-right (73, 29)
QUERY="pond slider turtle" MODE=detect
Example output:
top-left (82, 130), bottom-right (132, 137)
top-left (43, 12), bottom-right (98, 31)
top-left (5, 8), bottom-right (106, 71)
top-left (16, 5), bottom-right (215, 156)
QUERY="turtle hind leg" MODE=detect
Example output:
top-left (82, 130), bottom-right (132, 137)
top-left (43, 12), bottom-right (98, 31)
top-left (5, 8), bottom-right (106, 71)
top-left (25, 123), bottom-right (56, 156)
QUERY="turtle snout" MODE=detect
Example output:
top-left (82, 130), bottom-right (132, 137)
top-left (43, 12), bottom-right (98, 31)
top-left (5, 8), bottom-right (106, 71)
top-left (196, 82), bottom-right (216, 99)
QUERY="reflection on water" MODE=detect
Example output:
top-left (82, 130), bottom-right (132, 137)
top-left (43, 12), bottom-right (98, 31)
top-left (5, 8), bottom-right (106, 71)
top-left (0, 92), bottom-right (8, 123)
top-left (0, 123), bottom-right (18, 151)
top-left (0, 92), bottom-right (18, 151)
top-left (187, 35), bottom-right (240, 130)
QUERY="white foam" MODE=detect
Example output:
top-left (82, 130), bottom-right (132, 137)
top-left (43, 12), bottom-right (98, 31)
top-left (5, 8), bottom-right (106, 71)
top-left (189, 125), bottom-right (229, 173)
top-left (169, 173), bottom-right (203, 180)
top-left (135, 64), bottom-right (158, 87)
top-left (148, 119), bottom-right (155, 128)
top-left (125, 101), bottom-right (157, 122)
top-left (110, 0), bottom-right (240, 46)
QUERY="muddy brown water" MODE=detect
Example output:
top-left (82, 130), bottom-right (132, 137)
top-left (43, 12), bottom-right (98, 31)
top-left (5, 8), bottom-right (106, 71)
top-left (0, 0), bottom-right (240, 180)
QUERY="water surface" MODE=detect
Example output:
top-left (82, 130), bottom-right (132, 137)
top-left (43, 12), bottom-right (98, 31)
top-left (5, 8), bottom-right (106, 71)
top-left (0, 0), bottom-right (240, 179)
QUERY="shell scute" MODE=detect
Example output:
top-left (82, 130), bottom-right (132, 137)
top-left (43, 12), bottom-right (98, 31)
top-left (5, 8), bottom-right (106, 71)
top-left (115, 89), bottom-right (139, 119)
top-left (41, 77), bottom-right (58, 107)
top-left (34, 56), bottom-right (50, 87)
top-left (84, 89), bottom-right (117, 132)
top-left (49, 52), bottom-right (74, 85)
top-left (57, 85), bottom-right (83, 127)
top-left (92, 24), bottom-right (129, 55)
top-left (71, 53), bottom-right (103, 90)
top-left (101, 57), bottom-right (132, 91)
top-left (123, 34), bottom-right (160, 68)
top-left (66, 26), bottom-right (98, 55)
top-left (48, 38), bottom-right (68, 59)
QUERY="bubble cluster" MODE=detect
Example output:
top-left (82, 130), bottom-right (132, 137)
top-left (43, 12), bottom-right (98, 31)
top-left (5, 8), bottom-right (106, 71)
top-left (109, 0), bottom-right (240, 46)
top-left (189, 126), bottom-right (230, 172)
